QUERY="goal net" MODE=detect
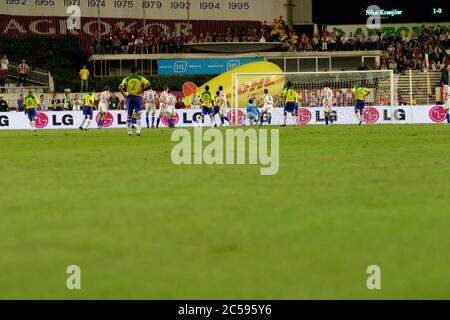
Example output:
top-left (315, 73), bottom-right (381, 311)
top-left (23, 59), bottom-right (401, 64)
top-left (232, 70), bottom-right (396, 125)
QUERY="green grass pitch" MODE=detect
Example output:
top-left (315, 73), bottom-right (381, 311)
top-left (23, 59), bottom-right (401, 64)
top-left (1, 124), bottom-right (450, 299)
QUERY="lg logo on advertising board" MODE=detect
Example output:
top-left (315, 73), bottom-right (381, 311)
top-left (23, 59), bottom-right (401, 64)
top-left (298, 108), bottom-right (312, 125)
top-left (429, 106), bottom-right (447, 122)
top-left (161, 113), bottom-right (180, 126)
top-left (383, 109), bottom-right (406, 121)
top-left (227, 109), bottom-right (246, 126)
top-left (36, 113), bottom-right (74, 128)
top-left (96, 112), bottom-right (114, 128)
top-left (35, 112), bottom-right (49, 128)
top-left (363, 107), bottom-right (380, 124)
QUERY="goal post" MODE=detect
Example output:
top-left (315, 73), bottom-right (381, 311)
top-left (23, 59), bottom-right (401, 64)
top-left (232, 70), bottom-right (397, 125)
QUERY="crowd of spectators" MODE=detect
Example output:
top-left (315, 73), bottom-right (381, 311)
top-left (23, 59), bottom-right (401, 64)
top-left (95, 20), bottom-right (449, 75)
top-left (92, 17), bottom-right (291, 54)
top-left (92, 17), bottom-right (450, 58)
top-left (91, 19), bottom-right (449, 76)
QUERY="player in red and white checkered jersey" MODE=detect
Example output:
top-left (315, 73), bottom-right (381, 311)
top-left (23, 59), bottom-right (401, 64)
top-left (218, 85), bottom-right (230, 126)
top-left (97, 86), bottom-right (111, 128)
top-left (320, 82), bottom-right (334, 126)
top-left (143, 87), bottom-right (157, 128)
top-left (18, 59), bottom-right (29, 87)
top-left (156, 86), bottom-right (171, 128)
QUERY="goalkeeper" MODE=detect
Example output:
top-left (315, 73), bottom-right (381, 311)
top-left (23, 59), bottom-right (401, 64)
top-left (352, 84), bottom-right (370, 125)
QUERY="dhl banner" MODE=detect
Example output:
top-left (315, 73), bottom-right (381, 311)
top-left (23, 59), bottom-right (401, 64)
top-left (183, 61), bottom-right (286, 108)
top-left (0, 105), bottom-right (448, 130)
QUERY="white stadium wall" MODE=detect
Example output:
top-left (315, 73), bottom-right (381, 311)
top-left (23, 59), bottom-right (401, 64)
top-left (0, 105), bottom-right (448, 130)
top-left (1, 0), bottom-right (286, 22)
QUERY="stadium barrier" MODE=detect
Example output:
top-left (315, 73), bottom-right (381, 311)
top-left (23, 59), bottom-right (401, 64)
top-left (0, 106), bottom-right (448, 130)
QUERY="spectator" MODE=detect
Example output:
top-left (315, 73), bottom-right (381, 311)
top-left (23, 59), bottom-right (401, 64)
top-left (369, 32), bottom-right (380, 50)
top-left (110, 93), bottom-right (120, 110)
top-left (79, 65), bottom-right (90, 93)
top-left (271, 19), bottom-right (281, 38)
top-left (134, 34), bottom-right (144, 54)
top-left (0, 68), bottom-right (6, 93)
top-left (175, 97), bottom-right (185, 109)
top-left (1, 55), bottom-right (8, 70)
top-left (120, 34), bottom-right (129, 53)
top-left (278, 16), bottom-right (286, 29)
top-left (0, 55), bottom-right (8, 92)
top-left (39, 94), bottom-right (48, 111)
top-left (92, 34), bottom-right (101, 54)
top-left (18, 59), bottom-right (29, 86)
top-left (321, 31), bottom-right (329, 51)
top-left (358, 62), bottom-right (369, 70)
top-left (347, 32), bottom-right (356, 50)
top-left (50, 93), bottom-right (62, 111)
top-left (17, 94), bottom-right (24, 111)
top-left (112, 36), bottom-right (122, 53)
top-left (72, 94), bottom-right (82, 111)
top-left (62, 92), bottom-right (72, 110)
top-left (388, 59), bottom-right (398, 73)
top-left (0, 95), bottom-right (9, 112)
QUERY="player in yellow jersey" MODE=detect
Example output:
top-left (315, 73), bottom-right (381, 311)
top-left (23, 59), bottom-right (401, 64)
top-left (79, 90), bottom-right (96, 131)
top-left (200, 85), bottom-right (214, 127)
top-left (119, 66), bottom-right (150, 136)
top-left (24, 90), bottom-right (40, 132)
top-left (282, 81), bottom-right (298, 126)
top-left (352, 84), bottom-right (370, 125)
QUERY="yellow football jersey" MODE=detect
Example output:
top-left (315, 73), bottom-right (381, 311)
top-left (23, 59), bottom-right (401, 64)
top-left (120, 74), bottom-right (150, 96)
top-left (24, 95), bottom-right (39, 109)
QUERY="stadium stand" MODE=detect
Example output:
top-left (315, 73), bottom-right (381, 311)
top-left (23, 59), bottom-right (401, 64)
top-left (0, 10), bottom-right (448, 112)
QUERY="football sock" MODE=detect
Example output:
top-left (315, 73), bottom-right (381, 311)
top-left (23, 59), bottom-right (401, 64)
top-left (132, 118), bottom-right (137, 125)
top-left (268, 115), bottom-right (272, 124)
top-left (292, 114), bottom-right (297, 125)
top-left (85, 119), bottom-right (91, 129)
top-left (221, 117), bottom-right (225, 125)
top-left (136, 119), bottom-right (142, 133)
top-left (284, 114), bottom-right (287, 125)
top-left (325, 115), bottom-right (329, 125)
top-left (30, 121), bottom-right (35, 130)
top-left (146, 116), bottom-right (149, 128)
top-left (127, 119), bottom-right (132, 132)
top-left (80, 119), bottom-right (86, 128)
top-left (210, 115), bottom-right (215, 127)
top-left (260, 115), bottom-right (264, 125)
top-left (156, 118), bottom-right (160, 128)
top-left (151, 116), bottom-right (155, 127)
top-left (447, 114), bottom-right (450, 124)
